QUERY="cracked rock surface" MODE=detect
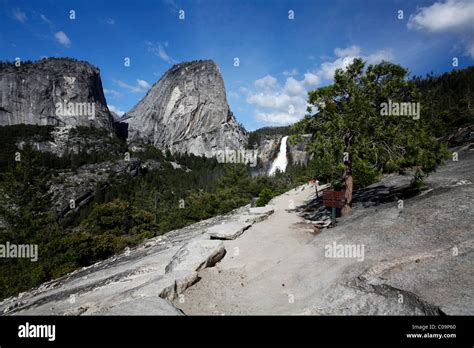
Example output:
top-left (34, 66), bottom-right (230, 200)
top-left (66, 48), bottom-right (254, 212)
top-left (0, 204), bottom-right (274, 315)
top-left (122, 60), bottom-right (247, 157)
top-left (1, 147), bottom-right (471, 315)
top-left (175, 147), bottom-right (473, 315)
top-left (0, 58), bottom-right (114, 130)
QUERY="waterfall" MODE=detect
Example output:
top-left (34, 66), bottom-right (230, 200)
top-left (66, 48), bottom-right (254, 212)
top-left (268, 136), bottom-right (288, 175)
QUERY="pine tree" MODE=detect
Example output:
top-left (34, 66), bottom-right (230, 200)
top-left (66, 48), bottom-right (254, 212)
top-left (295, 59), bottom-right (449, 214)
top-left (0, 145), bottom-right (54, 237)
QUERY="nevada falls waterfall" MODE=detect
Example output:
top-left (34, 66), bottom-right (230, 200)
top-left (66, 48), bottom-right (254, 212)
top-left (268, 136), bottom-right (288, 175)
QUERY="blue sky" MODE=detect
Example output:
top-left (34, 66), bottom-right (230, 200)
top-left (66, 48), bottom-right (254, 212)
top-left (1, 0), bottom-right (473, 130)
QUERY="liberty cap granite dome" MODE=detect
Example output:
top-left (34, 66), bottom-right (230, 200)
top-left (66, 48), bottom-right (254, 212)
top-left (122, 59), bottom-right (248, 156)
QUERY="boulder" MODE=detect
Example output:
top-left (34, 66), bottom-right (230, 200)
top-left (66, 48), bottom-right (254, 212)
top-left (165, 240), bottom-right (226, 274)
top-left (175, 271), bottom-right (200, 295)
top-left (248, 205), bottom-right (275, 216)
top-left (207, 221), bottom-right (252, 240)
top-left (133, 271), bottom-right (199, 301)
top-left (238, 214), bottom-right (268, 224)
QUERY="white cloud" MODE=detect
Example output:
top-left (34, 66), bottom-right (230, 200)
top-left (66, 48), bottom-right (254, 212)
top-left (104, 89), bottom-right (122, 98)
top-left (283, 77), bottom-right (306, 96)
top-left (40, 14), bottom-right (52, 25)
top-left (13, 9), bottom-right (27, 23)
top-left (228, 91), bottom-right (240, 99)
top-left (247, 91), bottom-right (302, 110)
top-left (106, 18), bottom-right (115, 25)
top-left (334, 45), bottom-right (361, 57)
top-left (255, 110), bottom-right (302, 125)
top-left (246, 73), bottom-right (318, 126)
top-left (282, 73), bottom-right (320, 96)
top-left (366, 49), bottom-right (394, 64)
top-left (115, 80), bottom-right (139, 92)
top-left (254, 75), bottom-right (278, 91)
top-left (54, 31), bottom-right (71, 47)
top-left (245, 45), bottom-right (393, 126)
top-left (318, 45), bottom-right (391, 80)
top-left (408, 0), bottom-right (474, 57)
top-left (137, 79), bottom-right (152, 90)
top-left (239, 86), bottom-right (250, 94)
top-left (115, 79), bottom-right (151, 93)
top-left (408, 0), bottom-right (474, 32)
top-left (146, 41), bottom-right (176, 64)
top-left (108, 105), bottom-right (125, 117)
top-left (303, 72), bottom-right (319, 85)
top-left (38, 15), bottom-right (73, 49)
top-left (318, 54), bottom-right (357, 80)
top-left (283, 68), bottom-right (299, 77)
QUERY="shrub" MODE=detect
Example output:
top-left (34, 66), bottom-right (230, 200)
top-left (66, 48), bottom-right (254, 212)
top-left (256, 188), bottom-right (273, 207)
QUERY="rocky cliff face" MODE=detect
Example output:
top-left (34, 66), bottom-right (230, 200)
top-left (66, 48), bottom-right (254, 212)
top-left (0, 58), bottom-right (114, 130)
top-left (123, 60), bottom-right (247, 157)
top-left (49, 158), bottom-right (161, 219)
top-left (287, 134), bottom-right (312, 165)
top-left (255, 134), bottom-right (311, 175)
top-left (256, 135), bottom-right (283, 174)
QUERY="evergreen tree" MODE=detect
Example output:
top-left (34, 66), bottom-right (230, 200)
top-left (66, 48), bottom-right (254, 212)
top-left (0, 145), bottom-right (54, 236)
top-left (294, 59), bottom-right (449, 214)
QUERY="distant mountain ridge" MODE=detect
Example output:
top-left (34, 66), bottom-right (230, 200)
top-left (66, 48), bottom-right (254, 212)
top-left (0, 58), bottom-right (248, 157)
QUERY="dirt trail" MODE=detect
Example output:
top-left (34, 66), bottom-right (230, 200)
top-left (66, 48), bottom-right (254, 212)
top-left (5, 148), bottom-right (470, 315)
top-left (176, 148), bottom-right (474, 315)
top-left (175, 185), bottom-right (344, 315)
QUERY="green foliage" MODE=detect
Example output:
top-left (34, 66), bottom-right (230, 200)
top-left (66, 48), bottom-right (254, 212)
top-left (413, 66), bottom-right (474, 136)
top-left (0, 125), bottom-right (53, 171)
top-left (246, 126), bottom-right (294, 149)
top-left (0, 145), bottom-right (300, 299)
top-left (256, 188), bottom-right (273, 206)
top-left (0, 145), bottom-right (54, 234)
top-left (0, 125), bottom-right (127, 173)
top-left (352, 159), bottom-right (382, 189)
top-left (82, 199), bottom-right (157, 236)
top-left (1, 63), bottom-right (467, 300)
top-left (294, 58), bottom-right (450, 188)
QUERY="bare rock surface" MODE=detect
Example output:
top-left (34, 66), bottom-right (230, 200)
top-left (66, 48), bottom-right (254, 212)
top-left (16, 125), bottom-right (121, 158)
top-left (207, 221), bottom-right (252, 240)
top-left (175, 147), bottom-right (473, 315)
top-left (0, 58), bottom-right (114, 130)
top-left (254, 134), bottom-right (311, 175)
top-left (95, 297), bottom-right (183, 316)
top-left (0, 203), bottom-right (271, 315)
top-left (1, 149), bottom-right (472, 316)
top-left (248, 206), bottom-right (275, 215)
top-left (49, 158), bottom-right (161, 218)
top-left (165, 240), bottom-right (226, 273)
top-left (123, 60), bottom-right (247, 157)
